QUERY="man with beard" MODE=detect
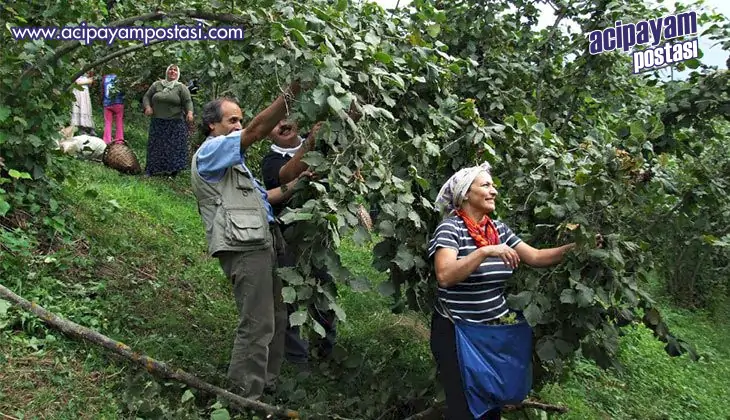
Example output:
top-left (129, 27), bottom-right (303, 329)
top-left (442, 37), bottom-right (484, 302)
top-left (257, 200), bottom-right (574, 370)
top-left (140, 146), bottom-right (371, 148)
top-left (190, 82), bottom-right (312, 400)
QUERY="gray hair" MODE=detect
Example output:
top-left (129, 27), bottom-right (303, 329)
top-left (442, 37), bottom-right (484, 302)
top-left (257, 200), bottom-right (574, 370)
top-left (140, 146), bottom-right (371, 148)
top-left (199, 97), bottom-right (239, 137)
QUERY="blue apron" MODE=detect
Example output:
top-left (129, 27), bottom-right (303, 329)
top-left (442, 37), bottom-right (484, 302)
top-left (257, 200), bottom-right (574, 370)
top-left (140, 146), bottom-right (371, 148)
top-left (449, 309), bottom-right (533, 418)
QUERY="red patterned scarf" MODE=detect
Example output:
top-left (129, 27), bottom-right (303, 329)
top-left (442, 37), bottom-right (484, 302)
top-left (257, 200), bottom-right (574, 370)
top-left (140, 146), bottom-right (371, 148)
top-left (455, 209), bottom-right (500, 247)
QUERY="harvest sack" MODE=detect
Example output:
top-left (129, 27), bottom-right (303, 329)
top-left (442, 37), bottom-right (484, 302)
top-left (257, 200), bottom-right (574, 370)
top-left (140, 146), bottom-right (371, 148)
top-left (454, 316), bottom-right (533, 418)
top-left (102, 142), bottom-right (142, 175)
top-left (59, 135), bottom-right (107, 161)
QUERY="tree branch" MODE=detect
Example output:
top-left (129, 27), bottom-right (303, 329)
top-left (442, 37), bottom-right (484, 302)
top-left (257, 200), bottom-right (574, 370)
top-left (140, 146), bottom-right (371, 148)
top-left (66, 39), bottom-right (169, 90)
top-left (0, 283), bottom-right (300, 420)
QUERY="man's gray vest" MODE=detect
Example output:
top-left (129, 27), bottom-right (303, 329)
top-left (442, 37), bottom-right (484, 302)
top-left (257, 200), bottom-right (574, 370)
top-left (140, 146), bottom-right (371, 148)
top-left (191, 144), bottom-right (272, 257)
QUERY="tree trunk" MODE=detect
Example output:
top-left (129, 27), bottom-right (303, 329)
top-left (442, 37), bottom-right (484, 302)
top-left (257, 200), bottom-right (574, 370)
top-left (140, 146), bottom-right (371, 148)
top-left (0, 283), bottom-right (300, 419)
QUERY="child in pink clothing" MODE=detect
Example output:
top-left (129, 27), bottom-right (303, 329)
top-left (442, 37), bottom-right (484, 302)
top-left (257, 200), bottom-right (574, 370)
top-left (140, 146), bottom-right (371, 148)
top-left (102, 74), bottom-right (125, 144)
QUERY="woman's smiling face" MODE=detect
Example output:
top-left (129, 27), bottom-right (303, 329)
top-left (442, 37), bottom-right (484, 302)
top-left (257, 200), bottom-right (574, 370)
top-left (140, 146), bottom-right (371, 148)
top-left (464, 171), bottom-right (498, 214)
top-left (167, 66), bottom-right (179, 80)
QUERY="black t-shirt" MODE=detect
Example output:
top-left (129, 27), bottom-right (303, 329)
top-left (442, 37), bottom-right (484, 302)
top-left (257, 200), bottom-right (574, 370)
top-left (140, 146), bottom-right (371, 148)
top-left (261, 150), bottom-right (291, 216)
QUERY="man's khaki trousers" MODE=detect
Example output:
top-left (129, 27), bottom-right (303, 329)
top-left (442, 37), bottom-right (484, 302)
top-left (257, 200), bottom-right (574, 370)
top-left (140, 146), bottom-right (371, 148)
top-left (217, 226), bottom-right (287, 399)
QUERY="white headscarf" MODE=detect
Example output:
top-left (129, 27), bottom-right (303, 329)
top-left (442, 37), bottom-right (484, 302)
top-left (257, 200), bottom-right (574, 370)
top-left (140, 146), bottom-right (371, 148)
top-left (435, 162), bottom-right (492, 214)
top-left (160, 64), bottom-right (181, 92)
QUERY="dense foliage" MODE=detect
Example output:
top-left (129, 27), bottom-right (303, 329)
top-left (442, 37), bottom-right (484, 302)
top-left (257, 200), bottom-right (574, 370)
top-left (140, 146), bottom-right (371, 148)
top-left (1, 0), bottom-right (728, 395)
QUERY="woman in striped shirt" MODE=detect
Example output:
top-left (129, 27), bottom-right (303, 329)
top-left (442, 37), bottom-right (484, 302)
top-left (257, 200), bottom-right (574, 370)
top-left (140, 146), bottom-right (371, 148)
top-left (429, 162), bottom-right (578, 419)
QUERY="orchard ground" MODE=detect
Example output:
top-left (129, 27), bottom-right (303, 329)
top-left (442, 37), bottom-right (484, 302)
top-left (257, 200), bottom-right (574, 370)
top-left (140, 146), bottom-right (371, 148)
top-left (1, 111), bottom-right (728, 420)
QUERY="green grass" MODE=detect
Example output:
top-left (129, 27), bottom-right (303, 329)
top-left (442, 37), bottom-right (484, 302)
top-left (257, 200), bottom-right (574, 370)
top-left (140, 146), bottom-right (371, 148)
top-left (1, 112), bottom-right (730, 419)
top-left (538, 306), bottom-right (730, 420)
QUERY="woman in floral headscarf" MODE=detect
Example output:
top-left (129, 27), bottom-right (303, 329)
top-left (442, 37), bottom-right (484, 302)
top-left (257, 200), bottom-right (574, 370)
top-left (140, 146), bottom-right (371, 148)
top-left (142, 64), bottom-right (194, 177)
top-left (428, 162), bottom-right (588, 419)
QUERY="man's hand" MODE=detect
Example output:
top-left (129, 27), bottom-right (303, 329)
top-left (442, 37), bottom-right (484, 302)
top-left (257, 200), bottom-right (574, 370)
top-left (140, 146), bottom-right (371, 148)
top-left (297, 170), bottom-right (313, 181)
top-left (186, 111), bottom-right (194, 123)
top-left (288, 80), bottom-right (302, 97)
top-left (144, 106), bottom-right (153, 116)
top-left (306, 122), bottom-right (324, 150)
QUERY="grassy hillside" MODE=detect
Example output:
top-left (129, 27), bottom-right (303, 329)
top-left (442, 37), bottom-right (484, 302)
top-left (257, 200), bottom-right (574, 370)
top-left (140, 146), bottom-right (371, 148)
top-left (1, 112), bottom-right (728, 419)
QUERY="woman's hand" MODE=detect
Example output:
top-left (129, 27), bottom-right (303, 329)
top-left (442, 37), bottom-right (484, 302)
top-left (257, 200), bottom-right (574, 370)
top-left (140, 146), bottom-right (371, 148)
top-left (144, 106), bottom-right (153, 116)
top-left (484, 244), bottom-right (521, 269)
top-left (186, 111), bottom-right (194, 123)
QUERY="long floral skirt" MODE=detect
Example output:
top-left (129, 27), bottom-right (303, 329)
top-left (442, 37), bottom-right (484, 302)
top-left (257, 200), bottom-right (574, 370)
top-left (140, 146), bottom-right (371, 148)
top-left (145, 117), bottom-right (188, 176)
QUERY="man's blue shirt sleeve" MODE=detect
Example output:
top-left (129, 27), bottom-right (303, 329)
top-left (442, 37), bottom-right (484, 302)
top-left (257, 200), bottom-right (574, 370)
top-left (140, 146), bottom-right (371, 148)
top-left (196, 130), bottom-right (245, 183)
top-left (194, 130), bottom-right (276, 223)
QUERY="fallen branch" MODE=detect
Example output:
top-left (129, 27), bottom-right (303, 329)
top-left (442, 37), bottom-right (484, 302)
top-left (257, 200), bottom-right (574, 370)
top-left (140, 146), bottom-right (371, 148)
top-left (403, 398), bottom-right (568, 420)
top-left (0, 283), bottom-right (299, 419)
top-left (505, 400), bottom-right (569, 413)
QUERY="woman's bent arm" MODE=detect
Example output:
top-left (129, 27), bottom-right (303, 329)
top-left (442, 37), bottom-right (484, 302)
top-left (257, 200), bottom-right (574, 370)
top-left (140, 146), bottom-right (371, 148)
top-left (434, 247), bottom-right (488, 288)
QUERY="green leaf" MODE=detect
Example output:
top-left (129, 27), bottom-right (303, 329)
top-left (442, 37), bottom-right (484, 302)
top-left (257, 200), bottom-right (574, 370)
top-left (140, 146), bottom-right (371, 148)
top-left (282, 287), bottom-right (297, 304)
top-left (0, 106), bottom-right (10, 122)
top-left (364, 31), bottom-right (380, 45)
top-left (643, 307), bottom-right (661, 326)
top-left (426, 23), bottom-right (441, 37)
top-left (373, 51), bottom-right (392, 64)
top-left (277, 267), bottom-right (305, 286)
top-left (285, 18), bottom-right (307, 32)
top-left (352, 225), bottom-right (370, 245)
top-left (229, 55), bottom-right (245, 64)
top-left (507, 291), bottom-right (532, 309)
top-left (378, 220), bottom-right (395, 236)
top-left (393, 246), bottom-right (415, 270)
top-left (279, 211), bottom-right (314, 224)
top-left (0, 299), bottom-right (10, 316)
top-left (83, 189), bottom-right (99, 198)
top-left (210, 408), bottom-right (231, 420)
top-left (536, 338), bottom-right (557, 361)
top-left (630, 121), bottom-right (646, 140)
top-left (297, 285), bottom-right (313, 300)
top-left (378, 281), bottom-right (396, 296)
top-left (684, 58), bottom-right (700, 69)
top-left (326, 95), bottom-right (343, 113)
top-left (289, 310), bottom-right (308, 327)
top-left (8, 169), bottom-right (32, 180)
top-left (576, 286), bottom-right (595, 307)
top-left (0, 199), bottom-right (10, 217)
top-left (328, 301), bottom-right (347, 321)
top-left (524, 303), bottom-right (542, 326)
top-left (559, 289), bottom-right (576, 304)
top-left (181, 389), bottom-right (194, 403)
top-left (312, 320), bottom-right (326, 337)
top-left (350, 276), bottom-right (371, 292)
top-left (301, 151), bottom-right (326, 167)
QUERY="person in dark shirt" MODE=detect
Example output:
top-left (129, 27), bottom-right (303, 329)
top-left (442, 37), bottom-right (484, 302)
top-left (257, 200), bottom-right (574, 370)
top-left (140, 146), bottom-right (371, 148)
top-left (261, 119), bottom-right (335, 365)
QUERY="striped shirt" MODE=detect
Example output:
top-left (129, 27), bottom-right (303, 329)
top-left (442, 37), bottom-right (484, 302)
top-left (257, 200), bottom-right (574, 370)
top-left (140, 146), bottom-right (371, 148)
top-left (428, 216), bottom-right (522, 323)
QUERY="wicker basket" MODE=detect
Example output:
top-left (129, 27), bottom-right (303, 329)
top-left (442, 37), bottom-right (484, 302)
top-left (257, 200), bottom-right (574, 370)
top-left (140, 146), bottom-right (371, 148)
top-left (102, 142), bottom-right (142, 175)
